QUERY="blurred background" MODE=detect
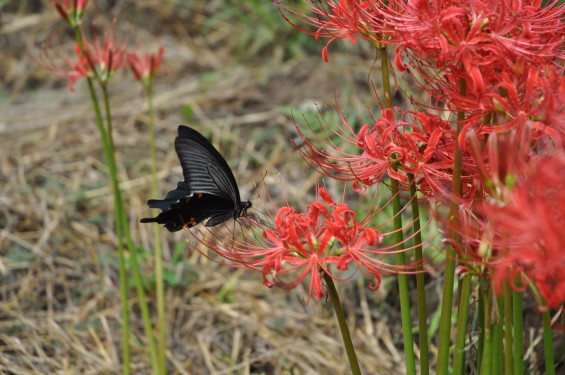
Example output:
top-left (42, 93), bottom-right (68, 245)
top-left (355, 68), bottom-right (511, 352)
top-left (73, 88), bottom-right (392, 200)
top-left (2, 1), bottom-right (435, 374)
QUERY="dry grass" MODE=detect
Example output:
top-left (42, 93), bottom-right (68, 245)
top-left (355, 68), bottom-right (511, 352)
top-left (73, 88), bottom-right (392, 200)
top-left (0, 2), bottom-right (413, 374)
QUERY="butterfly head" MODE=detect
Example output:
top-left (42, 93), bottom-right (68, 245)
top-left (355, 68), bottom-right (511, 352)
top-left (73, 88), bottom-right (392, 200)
top-left (238, 200), bottom-right (252, 218)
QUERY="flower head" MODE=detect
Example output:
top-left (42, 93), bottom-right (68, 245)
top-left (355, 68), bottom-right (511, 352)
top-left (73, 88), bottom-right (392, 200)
top-left (276, 0), bottom-right (377, 61)
top-left (80, 27), bottom-right (127, 83)
top-left (48, 26), bottom-right (127, 91)
top-left (54, 0), bottom-right (89, 27)
top-left (127, 46), bottom-right (165, 85)
top-left (192, 187), bottom-right (421, 302)
top-left (485, 153), bottom-right (565, 308)
top-left (297, 107), bottom-right (477, 199)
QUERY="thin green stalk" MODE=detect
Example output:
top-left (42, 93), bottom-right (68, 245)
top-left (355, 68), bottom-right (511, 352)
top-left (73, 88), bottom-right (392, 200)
top-left (146, 86), bottom-right (167, 374)
top-left (479, 289), bottom-right (492, 375)
top-left (477, 280), bottom-right (485, 369)
top-left (503, 281), bottom-right (514, 375)
top-left (101, 85), bottom-right (160, 375)
top-left (408, 174), bottom-right (430, 375)
top-left (390, 179), bottom-right (417, 375)
top-left (542, 308), bottom-right (555, 375)
top-left (73, 26), bottom-right (132, 374)
top-left (561, 314), bottom-right (565, 371)
top-left (436, 78), bottom-right (467, 375)
top-left (452, 275), bottom-right (472, 375)
top-left (85, 76), bottom-right (131, 375)
top-left (379, 45), bottom-right (416, 375)
top-left (324, 274), bottom-right (361, 375)
top-left (492, 298), bottom-right (504, 375)
top-left (512, 287), bottom-right (524, 375)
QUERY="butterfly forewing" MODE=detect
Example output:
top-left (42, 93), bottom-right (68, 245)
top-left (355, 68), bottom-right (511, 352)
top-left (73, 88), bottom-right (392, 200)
top-left (175, 126), bottom-right (241, 205)
top-left (140, 125), bottom-right (252, 232)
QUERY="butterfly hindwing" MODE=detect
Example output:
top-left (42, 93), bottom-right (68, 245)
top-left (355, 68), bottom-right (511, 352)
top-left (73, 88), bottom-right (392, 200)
top-left (141, 191), bottom-right (235, 232)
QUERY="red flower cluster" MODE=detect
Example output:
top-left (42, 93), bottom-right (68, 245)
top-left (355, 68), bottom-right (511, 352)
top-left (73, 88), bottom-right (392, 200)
top-left (281, 0), bottom-right (564, 140)
top-left (485, 153), bottom-right (565, 308)
top-left (127, 46), bottom-right (165, 83)
top-left (195, 188), bottom-right (418, 301)
top-left (275, 0), bottom-right (378, 61)
top-left (49, 2), bottom-right (165, 91)
top-left (54, 0), bottom-right (89, 27)
top-left (298, 108), bottom-right (477, 199)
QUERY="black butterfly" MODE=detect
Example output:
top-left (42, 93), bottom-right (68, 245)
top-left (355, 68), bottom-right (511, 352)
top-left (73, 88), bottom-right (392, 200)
top-left (140, 125), bottom-right (252, 232)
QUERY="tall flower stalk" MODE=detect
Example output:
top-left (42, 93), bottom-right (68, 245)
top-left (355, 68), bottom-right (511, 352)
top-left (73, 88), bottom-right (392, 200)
top-left (127, 46), bottom-right (166, 374)
top-left (49, 3), bottom-right (162, 374)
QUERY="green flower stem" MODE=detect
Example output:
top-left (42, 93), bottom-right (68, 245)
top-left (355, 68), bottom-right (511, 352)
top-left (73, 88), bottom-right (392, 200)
top-left (378, 45), bottom-right (416, 375)
top-left (503, 281), bottom-right (514, 375)
top-left (85, 76), bottom-right (131, 375)
top-left (542, 308), bottom-right (555, 375)
top-left (101, 85), bottom-right (160, 375)
top-left (146, 84), bottom-right (167, 375)
top-left (408, 174), bottom-right (430, 375)
top-left (324, 273), bottom-right (361, 375)
top-left (561, 314), bottom-right (565, 370)
top-left (74, 25), bottom-right (132, 375)
top-left (436, 77), bottom-right (467, 375)
top-left (479, 288), bottom-right (492, 375)
top-left (390, 179), bottom-right (417, 375)
top-left (452, 274), bottom-right (472, 375)
top-left (493, 298), bottom-right (504, 374)
top-left (477, 280), bottom-right (486, 369)
top-left (512, 286), bottom-right (524, 375)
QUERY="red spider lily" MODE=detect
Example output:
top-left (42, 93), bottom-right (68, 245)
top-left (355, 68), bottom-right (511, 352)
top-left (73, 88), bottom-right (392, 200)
top-left (430, 62), bottom-right (564, 148)
top-left (296, 107), bottom-right (477, 199)
top-left (127, 46), bottom-right (165, 83)
top-left (376, 0), bottom-right (565, 69)
top-left (275, 0), bottom-right (378, 61)
top-left (54, 0), bottom-right (89, 26)
top-left (80, 27), bottom-right (127, 83)
top-left (362, 0), bottom-right (565, 139)
top-left (190, 187), bottom-right (425, 302)
top-left (484, 153), bottom-right (565, 309)
top-left (445, 126), bottom-right (559, 257)
top-left (49, 27), bottom-right (127, 91)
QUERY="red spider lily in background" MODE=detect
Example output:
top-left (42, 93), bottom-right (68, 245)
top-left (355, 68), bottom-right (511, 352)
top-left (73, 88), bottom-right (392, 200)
top-left (190, 187), bottom-right (427, 302)
top-left (48, 27), bottom-right (127, 91)
top-left (54, 0), bottom-right (89, 26)
top-left (127, 46), bottom-right (165, 83)
top-left (296, 107), bottom-right (478, 200)
top-left (80, 27), bottom-right (127, 83)
top-left (485, 153), bottom-right (565, 309)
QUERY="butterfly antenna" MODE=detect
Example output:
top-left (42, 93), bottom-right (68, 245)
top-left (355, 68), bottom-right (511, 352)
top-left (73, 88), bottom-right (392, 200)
top-left (248, 170), bottom-right (268, 201)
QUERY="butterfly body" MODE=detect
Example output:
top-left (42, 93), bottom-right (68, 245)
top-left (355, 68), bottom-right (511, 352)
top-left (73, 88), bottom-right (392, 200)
top-left (140, 126), bottom-right (251, 232)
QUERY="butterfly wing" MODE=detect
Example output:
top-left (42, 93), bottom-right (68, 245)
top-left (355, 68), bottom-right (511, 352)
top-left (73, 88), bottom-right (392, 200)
top-left (141, 126), bottom-right (250, 231)
top-left (140, 189), bottom-right (236, 232)
top-left (175, 126), bottom-right (242, 206)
